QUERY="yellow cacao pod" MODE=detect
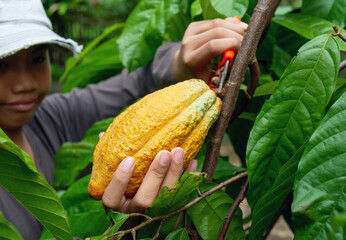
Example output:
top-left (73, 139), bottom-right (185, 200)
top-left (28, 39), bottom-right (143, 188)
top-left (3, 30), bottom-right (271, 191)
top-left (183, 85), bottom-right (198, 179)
top-left (88, 79), bottom-right (222, 200)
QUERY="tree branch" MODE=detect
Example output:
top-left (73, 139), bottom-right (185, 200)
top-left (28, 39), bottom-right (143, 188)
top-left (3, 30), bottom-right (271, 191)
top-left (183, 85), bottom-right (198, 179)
top-left (218, 179), bottom-right (249, 240)
top-left (263, 190), bottom-right (293, 239)
top-left (202, 0), bottom-right (282, 180)
top-left (332, 26), bottom-right (346, 42)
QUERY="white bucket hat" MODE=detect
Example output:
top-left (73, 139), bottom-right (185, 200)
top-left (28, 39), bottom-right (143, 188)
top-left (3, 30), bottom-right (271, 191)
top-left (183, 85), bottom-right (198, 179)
top-left (0, 0), bottom-right (83, 59)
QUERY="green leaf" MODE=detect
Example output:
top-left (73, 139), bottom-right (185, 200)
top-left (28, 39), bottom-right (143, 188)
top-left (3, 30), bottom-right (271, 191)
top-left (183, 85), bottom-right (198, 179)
top-left (248, 142), bottom-right (307, 240)
top-left (273, 13), bottom-right (346, 51)
top-left (253, 80), bottom-right (280, 97)
top-left (270, 45), bottom-right (292, 78)
top-left (238, 112), bottom-right (257, 122)
top-left (332, 212), bottom-right (346, 231)
top-left (146, 172), bottom-right (205, 216)
top-left (54, 117), bottom-right (113, 187)
top-left (191, 0), bottom-right (202, 19)
top-left (117, 0), bottom-right (181, 72)
top-left (301, 0), bottom-right (346, 28)
top-left (246, 34), bottom-right (340, 208)
top-left (200, 0), bottom-right (248, 19)
top-left (336, 78), bottom-right (346, 88)
top-left (292, 92), bottom-right (346, 239)
top-left (89, 212), bottom-right (128, 239)
top-left (61, 37), bottom-right (123, 93)
top-left (188, 181), bottom-right (245, 240)
top-left (327, 83), bottom-right (346, 111)
top-left (60, 23), bottom-right (124, 85)
top-left (165, 228), bottom-right (189, 239)
top-left (0, 211), bottom-right (23, 240)
top-left (138, 172), bottom-right (204, 238)
top-left (59, 175), bottom-right (109, 238)
top-left (164, 12), bottom-right (190, 41)
top-left (199, 0), bottom-right (226, 19)
top-left (0, 130), bottom-right (72, 240)
top-left (106, 211), bottom-right (130, 233)
top-left (213, 157), bottom-right (246, 180)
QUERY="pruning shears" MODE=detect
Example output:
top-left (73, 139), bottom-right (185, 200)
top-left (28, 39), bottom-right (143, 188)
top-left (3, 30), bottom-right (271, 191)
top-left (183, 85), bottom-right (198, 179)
top-left (208, 16), bottom-right (240, 95)
top-left (208, 49), bottom-right (236, 95)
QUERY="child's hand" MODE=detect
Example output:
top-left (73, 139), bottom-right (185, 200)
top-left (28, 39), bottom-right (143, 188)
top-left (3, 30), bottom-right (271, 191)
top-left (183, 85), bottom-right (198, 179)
top-left (101, 147), bottom-right (198, 213)
top-left (173, 17), bottom-right (248, 83)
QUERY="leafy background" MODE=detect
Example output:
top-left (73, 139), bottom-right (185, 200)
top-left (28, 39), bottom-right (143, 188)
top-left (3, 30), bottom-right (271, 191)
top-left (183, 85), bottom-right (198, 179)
top-left (0, 0), bottom-right (345, 239)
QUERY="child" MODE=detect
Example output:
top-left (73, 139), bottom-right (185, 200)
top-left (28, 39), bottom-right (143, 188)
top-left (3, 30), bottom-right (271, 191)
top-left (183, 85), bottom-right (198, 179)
top-left (0, 0), bottom-right (247, 239)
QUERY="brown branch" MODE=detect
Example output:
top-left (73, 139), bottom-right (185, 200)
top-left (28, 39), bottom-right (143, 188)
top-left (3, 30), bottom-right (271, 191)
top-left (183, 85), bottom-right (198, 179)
top-left (263, 190), bottom-right (293, 239)
top-left (332, 26), bottom-right (346, 42)
top-left (202, 0), bottom-right (282, 180)
top-left (106, 172), bottom-right (248, 239)
top-left (339, 60), bottom-right (346, 72)
top-left (218, 179), bottom-right (249, 240)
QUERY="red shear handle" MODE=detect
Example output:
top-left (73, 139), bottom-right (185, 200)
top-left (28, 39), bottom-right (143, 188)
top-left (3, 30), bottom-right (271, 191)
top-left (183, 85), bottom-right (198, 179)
top-left (218, 49), bottom-right (236, 69)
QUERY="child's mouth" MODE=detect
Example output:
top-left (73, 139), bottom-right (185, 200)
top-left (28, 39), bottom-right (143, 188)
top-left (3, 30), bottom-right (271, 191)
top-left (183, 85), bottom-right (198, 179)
top-left (6, 100), bottom-right (36, 112)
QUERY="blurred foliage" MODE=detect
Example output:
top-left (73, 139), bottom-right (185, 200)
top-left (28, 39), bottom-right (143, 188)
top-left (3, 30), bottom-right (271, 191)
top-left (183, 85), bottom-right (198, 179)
top-left (42, 0), bottom-right (138, 84)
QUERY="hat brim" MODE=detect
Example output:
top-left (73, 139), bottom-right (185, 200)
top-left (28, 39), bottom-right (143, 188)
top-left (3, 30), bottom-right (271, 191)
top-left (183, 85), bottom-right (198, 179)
top-left (0, 22), bottom-right (83, 59)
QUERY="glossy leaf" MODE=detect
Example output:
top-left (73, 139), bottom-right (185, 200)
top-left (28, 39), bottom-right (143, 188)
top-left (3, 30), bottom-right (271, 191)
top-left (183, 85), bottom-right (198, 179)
top-left (138, 172), bottom-right (204, 238)
top-left (0, 130), bottom-right (72, 240)
top-left (89, 212), bottom-right (128, 239)
top-left (146, 172), bottom-right (205, 216)
top-left (59, 175), bottom-right (109, 238)
top-left (248, 142), bottom-right (307, 239)
top-left (54, 117), bottom-right (113, 187)
top-left (292, 92), bottom-right (346, 239)
top-left (117, 0), bottom-right (181, 72)
top-left (213, 157), bottom-right (246, 180)
top-left (188, 181), bottom-right (245, 240)
top-left (200, 0), bottom-right (248, 20)
top-left (327, 83), bottom-right (346, 112)
top-left (253, 80), bottom-right (280, 97)
top-left (165, 228), bottom-right (189, 239)
top-left (246, 34), bottom-right (340, 207)
top-left (0, 211), bottom-right (22, 240)
top-left (273, 13), bottom-right (346, 51)
top-left (270, 45), bottom-right (292, 78)
top-left (301, 0), bottom-right (345, 27)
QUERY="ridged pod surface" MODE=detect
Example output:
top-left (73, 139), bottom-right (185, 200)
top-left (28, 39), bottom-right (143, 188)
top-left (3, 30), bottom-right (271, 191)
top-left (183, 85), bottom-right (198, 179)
top-left (88, 79), bottom-right (222, 200)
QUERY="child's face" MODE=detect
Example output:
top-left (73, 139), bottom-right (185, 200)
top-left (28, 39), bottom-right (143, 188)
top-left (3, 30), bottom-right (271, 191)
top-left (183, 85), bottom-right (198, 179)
top-left (0, 45), bottom-right (51, 131)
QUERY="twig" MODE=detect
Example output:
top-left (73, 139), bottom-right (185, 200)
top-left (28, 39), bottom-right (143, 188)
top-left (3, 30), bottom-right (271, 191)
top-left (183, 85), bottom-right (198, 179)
top-left (173, 212), bottom-right (183, 231)
top-left (263, 191), bottom-right (293, 239)
top-left (202, 0), bottom-right (282, 180)
top-left (152, 219), bottom-right (165, 240)
top-left (106, 172), bottom-right (248, 239)
top-left (218, 179), bottom-right (249, 240)
top-left (339, 60), bottom-right (346, 72)
top-left (332, 26), bottom-right (346, 42)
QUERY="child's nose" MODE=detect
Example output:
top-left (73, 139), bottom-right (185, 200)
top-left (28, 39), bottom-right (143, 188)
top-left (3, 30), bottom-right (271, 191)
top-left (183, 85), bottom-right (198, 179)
top-left (12, 65), bottom-right (37, 93)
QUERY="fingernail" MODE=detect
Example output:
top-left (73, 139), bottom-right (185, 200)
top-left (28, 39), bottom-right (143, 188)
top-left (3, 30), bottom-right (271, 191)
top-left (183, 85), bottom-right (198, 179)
top-left (189, 160), bottom-right (198, 171)
top-left (121, 157), bottom-right (135, 172)
top-left (159, 151), bottom-right (171, 166)
top-left (173, 148), bottom-right (184, 164)
top-left (240, 22), bottom-right (248, 28)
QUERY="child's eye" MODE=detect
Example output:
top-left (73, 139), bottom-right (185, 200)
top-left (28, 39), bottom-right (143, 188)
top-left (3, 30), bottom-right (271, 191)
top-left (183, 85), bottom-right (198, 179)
top-left (33, 56), bottom-right (46, 63)
top-left (0, 61), bottom-right (9, 69)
